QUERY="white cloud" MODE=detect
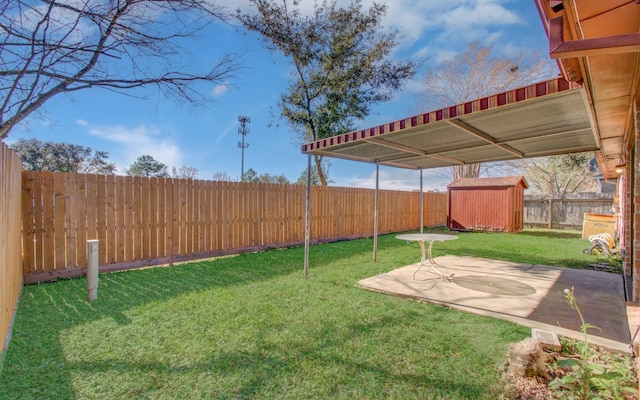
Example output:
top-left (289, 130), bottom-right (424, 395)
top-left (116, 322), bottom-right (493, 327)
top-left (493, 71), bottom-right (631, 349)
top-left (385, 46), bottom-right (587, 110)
top-left (211, 84), bottom-right (229, 97)
top-left (230, 0), bottom-right (526, 56)
top-left (440, 2), bottom-right (521, 30)
top-left (337, 167), bottom-right (451, 192)
top-left (77, 120), bottom-right (183, 172)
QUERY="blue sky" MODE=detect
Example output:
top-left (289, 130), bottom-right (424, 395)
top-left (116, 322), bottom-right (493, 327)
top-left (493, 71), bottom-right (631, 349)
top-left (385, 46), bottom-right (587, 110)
top-left (6, 0), bottom-right (553, 191)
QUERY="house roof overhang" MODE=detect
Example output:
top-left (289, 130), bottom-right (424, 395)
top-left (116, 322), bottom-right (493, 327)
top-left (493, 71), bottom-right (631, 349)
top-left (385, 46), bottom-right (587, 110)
top-left (301, 78), bottom-right (598, 170)
top-left (535, 0), bottom-right (640, 179)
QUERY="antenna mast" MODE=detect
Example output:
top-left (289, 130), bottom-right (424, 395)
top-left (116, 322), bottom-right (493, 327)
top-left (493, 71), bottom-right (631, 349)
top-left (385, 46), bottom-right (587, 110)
top-left (237, 115), bottom-right (250, 178)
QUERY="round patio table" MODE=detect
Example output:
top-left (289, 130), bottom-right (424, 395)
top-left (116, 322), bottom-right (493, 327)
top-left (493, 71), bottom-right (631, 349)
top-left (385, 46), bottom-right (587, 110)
top-left (395, 233), bottom-right (458, 280)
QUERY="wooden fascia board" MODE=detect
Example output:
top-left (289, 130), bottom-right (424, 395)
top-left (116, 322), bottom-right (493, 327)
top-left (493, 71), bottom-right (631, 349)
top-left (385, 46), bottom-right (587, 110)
top-left (549, 16), bottom-right (640, 59)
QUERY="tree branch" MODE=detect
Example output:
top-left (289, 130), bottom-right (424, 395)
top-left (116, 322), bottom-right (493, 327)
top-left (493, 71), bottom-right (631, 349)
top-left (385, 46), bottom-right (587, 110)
top-left (0, 0), bottom-right (237, 139)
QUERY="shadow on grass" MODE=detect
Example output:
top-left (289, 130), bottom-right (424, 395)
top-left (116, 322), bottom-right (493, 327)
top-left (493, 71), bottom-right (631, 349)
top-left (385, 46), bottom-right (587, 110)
top-left (1, 238), bottom-right (388, 399)
top-left (515, 230), bottom-right (583, 240)
top-left (57, 312), bottom-right (492, 399)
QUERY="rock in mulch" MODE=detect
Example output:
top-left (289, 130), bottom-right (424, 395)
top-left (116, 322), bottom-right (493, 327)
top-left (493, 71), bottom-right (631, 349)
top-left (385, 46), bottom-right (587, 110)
top-left (508, 338), bottom-right (548, 378)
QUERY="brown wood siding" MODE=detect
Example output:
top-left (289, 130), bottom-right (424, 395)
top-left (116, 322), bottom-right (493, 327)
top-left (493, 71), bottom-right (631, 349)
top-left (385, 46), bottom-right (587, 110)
top-left (447, 179), bottom-right (526, 232)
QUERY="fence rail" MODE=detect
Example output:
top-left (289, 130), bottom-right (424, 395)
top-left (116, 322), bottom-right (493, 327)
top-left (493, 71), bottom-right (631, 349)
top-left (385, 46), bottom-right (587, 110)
top-left (22, 171), bottom-right (447, 283)
top-left (1, 142), bottom-right (22, 354)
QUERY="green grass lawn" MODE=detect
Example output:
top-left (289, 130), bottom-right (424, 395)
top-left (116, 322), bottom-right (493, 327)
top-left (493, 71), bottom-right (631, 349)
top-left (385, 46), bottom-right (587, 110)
top-left (0, 229), bottom-right (617, 399)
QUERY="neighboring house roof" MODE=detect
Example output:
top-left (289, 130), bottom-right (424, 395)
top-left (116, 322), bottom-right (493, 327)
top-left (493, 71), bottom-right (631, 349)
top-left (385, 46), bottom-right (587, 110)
top-left (447, 176), bottom-right (529, 189)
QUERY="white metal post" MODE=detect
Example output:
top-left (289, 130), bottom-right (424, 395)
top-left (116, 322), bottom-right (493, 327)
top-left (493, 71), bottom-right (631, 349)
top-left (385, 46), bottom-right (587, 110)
top-left (87, 240), bottom-right (99, 302)
top-left (304, 154), bottom-right (311, 279)
top-left (373, 161), bottom-right (379, 261)
top-left (420, 168), bottom-right (424, 233)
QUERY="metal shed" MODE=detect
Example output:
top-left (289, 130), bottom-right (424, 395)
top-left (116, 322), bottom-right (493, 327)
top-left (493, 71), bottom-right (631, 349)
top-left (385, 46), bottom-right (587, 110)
top-left (447, 176), bottom-right (528, 233)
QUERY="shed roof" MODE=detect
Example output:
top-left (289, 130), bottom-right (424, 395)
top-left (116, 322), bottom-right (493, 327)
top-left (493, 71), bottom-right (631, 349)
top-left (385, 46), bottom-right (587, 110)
top-left (447, 176), bottom-right (529, 189)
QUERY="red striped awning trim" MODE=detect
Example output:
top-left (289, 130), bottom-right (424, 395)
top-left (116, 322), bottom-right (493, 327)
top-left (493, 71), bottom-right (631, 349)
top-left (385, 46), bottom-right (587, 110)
top-left (301, 77), bottom-right (582, 153)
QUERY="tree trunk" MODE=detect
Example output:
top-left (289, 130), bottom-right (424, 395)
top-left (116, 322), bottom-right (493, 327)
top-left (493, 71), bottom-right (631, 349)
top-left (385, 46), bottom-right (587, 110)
top-left (314, 154), bottom-right (328, 186)
top-left (450, 163), bottom-right (481, 180)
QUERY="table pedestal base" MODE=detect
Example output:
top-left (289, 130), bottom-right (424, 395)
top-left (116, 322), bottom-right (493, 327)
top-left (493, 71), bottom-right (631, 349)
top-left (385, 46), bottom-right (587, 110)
top-left (412, 240), bottom-right (447, 281)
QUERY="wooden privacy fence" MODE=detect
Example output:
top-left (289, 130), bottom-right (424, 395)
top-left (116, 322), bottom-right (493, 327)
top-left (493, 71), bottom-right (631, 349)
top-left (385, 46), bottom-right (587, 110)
top-left (22, 171), bottom-right (447, 283)
top-left (524, 197), bottom-right (614, 229)
top-left (0, 142), bottom-right (22, 354)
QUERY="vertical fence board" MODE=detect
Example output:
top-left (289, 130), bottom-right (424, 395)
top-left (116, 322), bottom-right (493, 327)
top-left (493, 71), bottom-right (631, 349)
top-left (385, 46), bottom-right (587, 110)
top-left (171, 178), bottom-right (180, 257)
top-left (114, 175), bottom-right (125, 262)
top-left (237, 183), bottom-right (245, 248)
top-left (227, 182), bottom-right (236, 249)
top-left (124, 176), bottom-right (135, 261)
top-left (166, 178), bottom-right (174, 257)
top-left (179, 179), bottom-right (187, 256)
top-left (105, 175), bottom-right (116, 264)
top-left (279, 184), bottom-right (284, 243)
top-left (132, 176), bottom-right (142, 261)
top-left (149, 178), bottom-right (158, 259)
top-left (201, 180), bottom-right (208, 253)
top-left (21, 173), bottom-right (35, 274)
top-left (156, 178), bottom-right (167, 258)
top-left (63, 174), bottom-right (77, 267)
top-left (189, 179), bottom-right (196, 254)
top-left (195, 180), bottom-right (204, 254)
top-left (39, 172), bottom-right (47, 271)
top-left (216, 181), bottom-right (225, 250)
top-left (86, 174), bottom-right (98, 243)
top-left (141, 177), bottom-right (150, 260)
top-left (96, 175), bottom-right (107, 266)
top-left (75, 174), bottom-right (87, 268)
top-left (182, 179), bottom-right (190, 255)
top-left (53, 173), bottom-right (66, 271)
top-left (204, 181), bottom-right (214, 251)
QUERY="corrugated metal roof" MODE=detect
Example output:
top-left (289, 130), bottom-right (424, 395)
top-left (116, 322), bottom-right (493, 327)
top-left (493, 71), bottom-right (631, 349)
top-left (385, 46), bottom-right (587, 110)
top-left (301, 77), bottom-right (597, 171)
top-left (447, 176), bottom-right (529, 188)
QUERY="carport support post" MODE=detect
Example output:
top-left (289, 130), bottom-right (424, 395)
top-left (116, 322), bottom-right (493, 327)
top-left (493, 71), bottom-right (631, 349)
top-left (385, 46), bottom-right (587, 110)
top-left (420, 168), bottom-right (424, 234)
top-left (304, 154), bottom-right (311, 279)
top-left (373, 161), bottom-right (379, 261)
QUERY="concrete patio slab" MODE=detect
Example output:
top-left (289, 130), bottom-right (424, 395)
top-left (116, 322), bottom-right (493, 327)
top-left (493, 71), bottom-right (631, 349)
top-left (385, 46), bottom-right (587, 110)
top-left (358, 255), bottom-right (631, 352)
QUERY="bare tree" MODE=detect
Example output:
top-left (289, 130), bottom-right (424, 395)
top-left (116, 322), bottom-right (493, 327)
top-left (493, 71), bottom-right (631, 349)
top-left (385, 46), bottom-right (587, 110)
top-left (0, 0), bottom-right (239, 139)
top-left (506, 153), bottom-right (597, 198)
top-left (212, 170), bottom-right (234, 181)
top-left (172, 166), bottom-right (199, 179)
top-left (423, 42), bottom-right (556, 180)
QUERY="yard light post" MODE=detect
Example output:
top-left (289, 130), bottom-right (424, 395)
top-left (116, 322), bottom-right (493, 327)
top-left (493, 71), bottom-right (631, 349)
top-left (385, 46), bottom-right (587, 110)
top-left (87, 240), bottom-right (99, 302)
top-left (237, 115), bottom-right (250, 179)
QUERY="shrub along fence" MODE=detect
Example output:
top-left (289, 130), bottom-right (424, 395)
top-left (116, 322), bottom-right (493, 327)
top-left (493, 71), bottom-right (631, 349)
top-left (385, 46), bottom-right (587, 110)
top-left (21, 171), bottom-right (447, 283)
top-left (0, 142), bottom-right (22, 357)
